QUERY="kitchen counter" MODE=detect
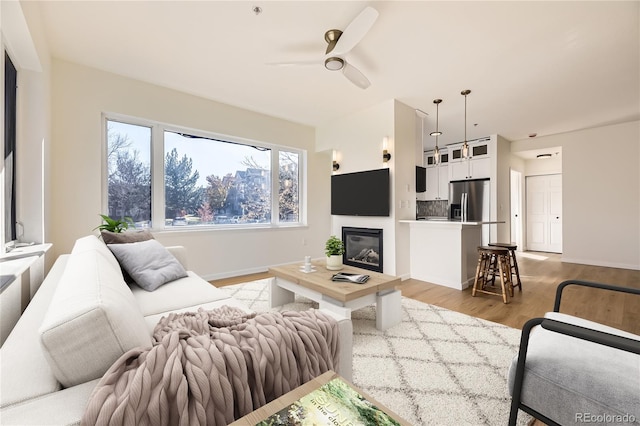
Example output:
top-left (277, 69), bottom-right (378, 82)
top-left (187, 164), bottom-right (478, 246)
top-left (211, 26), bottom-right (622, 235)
top-left (400, 221), bottom-right (503, 290)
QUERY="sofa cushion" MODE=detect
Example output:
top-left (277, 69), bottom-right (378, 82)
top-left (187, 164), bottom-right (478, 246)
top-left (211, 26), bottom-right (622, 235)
top-left (39, 249), bottom-right (152, 388)
top-left (131, 272), bottom-right (231, 316)
top-left (108, 239), bottom-right (188, 291)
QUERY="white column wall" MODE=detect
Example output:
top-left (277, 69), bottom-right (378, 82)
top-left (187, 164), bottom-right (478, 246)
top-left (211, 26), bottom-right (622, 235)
top-left (316, 99), bottom-right (417, 277)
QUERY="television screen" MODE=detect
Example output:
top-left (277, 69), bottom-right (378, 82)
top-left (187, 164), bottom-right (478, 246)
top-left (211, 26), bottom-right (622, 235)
top-left (331, 168), bottom-right (390, 216)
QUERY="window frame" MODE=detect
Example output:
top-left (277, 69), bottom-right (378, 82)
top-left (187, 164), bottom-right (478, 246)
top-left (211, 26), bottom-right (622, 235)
top-left (102, 113), bottom-right (306, 231)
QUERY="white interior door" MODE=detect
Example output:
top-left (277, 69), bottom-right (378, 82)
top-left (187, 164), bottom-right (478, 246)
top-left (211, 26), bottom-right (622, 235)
top-left (526, 174), bottom-right (562, 253)
top-left (510, 169), bottom-right (523, 250)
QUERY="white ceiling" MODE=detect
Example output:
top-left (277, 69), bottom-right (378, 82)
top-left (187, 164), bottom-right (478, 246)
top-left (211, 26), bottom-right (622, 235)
top-left (36, 1), bottom-right (639, 149)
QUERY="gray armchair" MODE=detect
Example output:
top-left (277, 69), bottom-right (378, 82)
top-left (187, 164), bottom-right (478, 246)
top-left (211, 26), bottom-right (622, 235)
top-left (508, 280), bottom-right (640, 426)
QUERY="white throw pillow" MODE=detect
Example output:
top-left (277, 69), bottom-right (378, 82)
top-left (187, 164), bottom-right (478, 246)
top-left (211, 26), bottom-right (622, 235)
top-left (108, 239), bottom-right (188, 291)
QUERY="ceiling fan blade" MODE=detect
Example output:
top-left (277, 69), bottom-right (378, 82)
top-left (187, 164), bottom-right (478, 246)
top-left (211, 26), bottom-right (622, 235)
top-left (266, 59), bottom-right (320, 67)
top-left (342, 62), bottom-right (370, 89)
top-left (331, 6), bottom-right (379, 56)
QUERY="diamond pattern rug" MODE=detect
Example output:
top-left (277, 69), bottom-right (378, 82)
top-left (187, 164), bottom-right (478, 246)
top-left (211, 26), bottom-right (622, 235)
top-left (219, 279), bottom-right (531, 425)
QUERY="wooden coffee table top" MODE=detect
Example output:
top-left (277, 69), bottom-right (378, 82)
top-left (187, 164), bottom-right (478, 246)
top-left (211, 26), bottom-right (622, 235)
top-left (268, 260), bottom-right (400, 303)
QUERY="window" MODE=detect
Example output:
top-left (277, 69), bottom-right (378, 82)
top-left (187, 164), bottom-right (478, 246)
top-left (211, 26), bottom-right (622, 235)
top-left (106, 121), bottom-right (151, 227)
top-left (105, 116), bottom-right (303, 229)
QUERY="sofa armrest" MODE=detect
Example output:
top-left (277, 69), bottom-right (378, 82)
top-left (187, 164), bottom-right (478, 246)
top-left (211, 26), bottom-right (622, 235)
top-left (318, 309), bottom-right (353, 382)
top-left (0, 379), bottom-right (99, 425)
top-left (165, 246), bottom-right (188, 269)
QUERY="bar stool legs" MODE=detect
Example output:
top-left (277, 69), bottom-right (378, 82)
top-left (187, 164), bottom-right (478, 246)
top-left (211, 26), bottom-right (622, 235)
top-left (488, 242), bottom-right (522, 292)
top-left (472, 246), bottom-right (513, 304)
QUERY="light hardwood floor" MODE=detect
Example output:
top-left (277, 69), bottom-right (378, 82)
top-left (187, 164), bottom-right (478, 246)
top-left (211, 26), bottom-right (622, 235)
top-left (211, 252), bottom-right (639, 426)
top-left (211, 251), bottom-right (640, 334)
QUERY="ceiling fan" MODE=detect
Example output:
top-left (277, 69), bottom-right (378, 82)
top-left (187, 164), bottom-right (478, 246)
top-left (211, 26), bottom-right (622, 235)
top-left (271, 6), bottom-right (379, 89)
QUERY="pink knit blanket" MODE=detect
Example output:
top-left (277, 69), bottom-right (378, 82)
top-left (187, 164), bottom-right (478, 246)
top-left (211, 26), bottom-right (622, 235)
top-left (81, 306), bottom-right (339, 425)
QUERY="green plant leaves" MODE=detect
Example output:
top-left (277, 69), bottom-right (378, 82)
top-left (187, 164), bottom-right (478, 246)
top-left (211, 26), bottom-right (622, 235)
top-left (94, 214), bottom-right (134, 233)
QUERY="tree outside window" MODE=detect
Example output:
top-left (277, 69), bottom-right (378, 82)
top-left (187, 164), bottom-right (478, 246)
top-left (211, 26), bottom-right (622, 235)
top-left (105, 119), bottom-right (302, 228)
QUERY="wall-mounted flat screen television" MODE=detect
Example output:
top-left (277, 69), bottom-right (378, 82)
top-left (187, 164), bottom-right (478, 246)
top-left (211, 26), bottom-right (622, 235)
top-left (331, 168), bottom-right (390, 216)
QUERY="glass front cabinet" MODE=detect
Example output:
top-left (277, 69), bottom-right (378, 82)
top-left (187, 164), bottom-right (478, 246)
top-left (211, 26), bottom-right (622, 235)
top-left (447, 137), bottom-right (491, 181)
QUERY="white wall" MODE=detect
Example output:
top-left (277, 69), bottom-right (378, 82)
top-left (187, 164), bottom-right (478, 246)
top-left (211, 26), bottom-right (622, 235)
top-left (525, 152), bottom-right (562, 176)
top-left (316, 99), bottom-right (417, 277)
top-left (1, 1), bottom-right (49, 248)
top-left (511, 120), bottom-right (640, 270)
top-left (495, 134), bottom-right (512, 242)
top-left (50, 59), bottom-right (329, 279)
top-left (1, 0), bottom-right (52, 343)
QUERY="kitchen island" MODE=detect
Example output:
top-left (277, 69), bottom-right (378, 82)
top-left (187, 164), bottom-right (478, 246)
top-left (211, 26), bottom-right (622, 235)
top-left (399, 220), bottom-right (502, 290)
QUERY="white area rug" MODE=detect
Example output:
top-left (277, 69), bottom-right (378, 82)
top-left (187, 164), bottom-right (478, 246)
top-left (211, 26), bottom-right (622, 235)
top-left (219, 279), bottom-right (531, 425)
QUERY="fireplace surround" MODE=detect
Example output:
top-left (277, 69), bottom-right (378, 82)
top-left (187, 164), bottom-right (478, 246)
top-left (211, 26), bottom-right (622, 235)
top-left (342, 227), bottom-right (383, 273)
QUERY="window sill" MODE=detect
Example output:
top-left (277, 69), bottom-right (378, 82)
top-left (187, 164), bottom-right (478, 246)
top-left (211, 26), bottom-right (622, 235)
top-left (151, 223), bottom-right (308, 235)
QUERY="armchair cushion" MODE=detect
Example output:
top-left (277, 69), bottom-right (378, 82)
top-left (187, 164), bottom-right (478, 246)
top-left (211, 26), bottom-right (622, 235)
top-left (508, 313), bottom-right (640, 425)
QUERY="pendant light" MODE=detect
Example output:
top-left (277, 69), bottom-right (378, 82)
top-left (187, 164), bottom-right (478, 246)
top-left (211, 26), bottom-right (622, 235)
top-left (461, 90), bottom-right (471, 158)
top-left (430, 99), bottom-right (443, 165)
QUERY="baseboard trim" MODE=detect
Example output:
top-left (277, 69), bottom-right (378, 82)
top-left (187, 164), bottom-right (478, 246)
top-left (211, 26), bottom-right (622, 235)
top-left (202, 266), bottom-right (269, 282)
top-left (561, 257), bottom-right (640, 271)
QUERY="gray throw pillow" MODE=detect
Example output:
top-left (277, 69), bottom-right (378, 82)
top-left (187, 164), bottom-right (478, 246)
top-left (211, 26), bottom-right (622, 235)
top-left (107, 239), bottom-right (188, 291)
top-left (101, 230), bottom-right (154, 283)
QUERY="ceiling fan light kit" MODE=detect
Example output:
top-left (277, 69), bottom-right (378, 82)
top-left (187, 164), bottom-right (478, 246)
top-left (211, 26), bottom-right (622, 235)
top-left (324, 57), bottom-right (344, 71)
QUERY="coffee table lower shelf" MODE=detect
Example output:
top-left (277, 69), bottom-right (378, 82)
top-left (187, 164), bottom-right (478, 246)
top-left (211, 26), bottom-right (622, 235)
top-left (229, 370), bottom-right (410, 425)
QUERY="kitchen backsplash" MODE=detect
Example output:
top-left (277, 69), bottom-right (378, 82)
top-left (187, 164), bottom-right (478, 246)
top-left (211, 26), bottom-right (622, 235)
top-left (417, 200), bottom-right (448, 218)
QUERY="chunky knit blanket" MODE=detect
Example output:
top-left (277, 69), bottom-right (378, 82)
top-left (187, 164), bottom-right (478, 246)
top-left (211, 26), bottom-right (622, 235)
top-left (81, 306), bottom-right (339, 426)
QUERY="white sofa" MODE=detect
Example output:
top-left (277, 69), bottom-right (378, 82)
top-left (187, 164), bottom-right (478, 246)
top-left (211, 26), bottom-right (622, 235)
top-left (0, 235), bottom-right (353, 425)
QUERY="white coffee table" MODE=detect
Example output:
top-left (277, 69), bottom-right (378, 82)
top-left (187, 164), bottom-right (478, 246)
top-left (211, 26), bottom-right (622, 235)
top-left (268, 261), bottom-right (402, 331)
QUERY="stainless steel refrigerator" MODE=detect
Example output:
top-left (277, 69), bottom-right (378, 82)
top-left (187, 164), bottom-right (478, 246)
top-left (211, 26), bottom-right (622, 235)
top-left (449, 178), bottom-right (491, 242)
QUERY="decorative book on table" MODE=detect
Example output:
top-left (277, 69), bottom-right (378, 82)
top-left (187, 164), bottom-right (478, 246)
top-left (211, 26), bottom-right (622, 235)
top-left (331, 272), bottom-right (370, 283)
top-left (255, 377), bottom-right (400, 426)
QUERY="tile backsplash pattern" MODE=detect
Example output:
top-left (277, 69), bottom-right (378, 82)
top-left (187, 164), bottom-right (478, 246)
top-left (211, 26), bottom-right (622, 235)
top-left (417, 200), bottom-right (448, 218)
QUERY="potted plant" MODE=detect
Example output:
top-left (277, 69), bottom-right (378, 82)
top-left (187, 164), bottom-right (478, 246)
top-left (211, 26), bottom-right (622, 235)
top-left (325, 235), bottom-right (345, 270)
top-left (94, 214), bottom-right (134, 233)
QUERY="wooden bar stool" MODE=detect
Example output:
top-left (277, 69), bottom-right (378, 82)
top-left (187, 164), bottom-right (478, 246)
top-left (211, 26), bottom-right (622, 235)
top-left (488, 242), bottom-right (522, 291)
top-left (472, 246), bottom-right (513, 303)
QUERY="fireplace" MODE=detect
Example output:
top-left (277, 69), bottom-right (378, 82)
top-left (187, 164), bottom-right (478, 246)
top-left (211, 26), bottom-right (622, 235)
top-left (342, 227), bottom-right (383, 273)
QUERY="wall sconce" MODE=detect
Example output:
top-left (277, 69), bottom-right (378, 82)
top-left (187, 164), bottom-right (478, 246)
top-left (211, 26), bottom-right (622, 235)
top-left (332, 150), bottom-right (340, 171)
top-left (382, 136), bottom-right (391, 162)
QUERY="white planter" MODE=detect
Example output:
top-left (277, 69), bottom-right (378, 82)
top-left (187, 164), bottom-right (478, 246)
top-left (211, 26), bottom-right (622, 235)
top-left (326, 255), bottom-right (343, 270)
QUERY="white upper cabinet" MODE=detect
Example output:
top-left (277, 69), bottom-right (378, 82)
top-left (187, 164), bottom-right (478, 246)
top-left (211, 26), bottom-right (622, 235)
top-left (423, 150), bottom-right (449, 200)
top-left (447, 138), bottom-right (491, 181)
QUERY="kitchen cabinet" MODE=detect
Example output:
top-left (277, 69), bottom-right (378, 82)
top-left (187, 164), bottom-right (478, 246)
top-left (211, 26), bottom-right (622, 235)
top-left (424, 151), bottom-right (449, 167)
top-left (424, 150), bottom-right (449, 200)
top-left (448, 138), bottom-right (491, 181)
